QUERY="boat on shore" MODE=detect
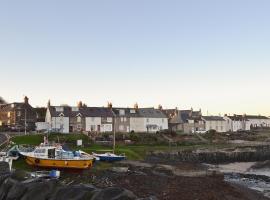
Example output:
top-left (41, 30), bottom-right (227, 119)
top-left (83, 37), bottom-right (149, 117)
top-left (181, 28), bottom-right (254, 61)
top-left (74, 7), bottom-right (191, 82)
top-left (92, 152), bottom-right (126, 162)
top-left (20, 144), bottom-right (94, 169)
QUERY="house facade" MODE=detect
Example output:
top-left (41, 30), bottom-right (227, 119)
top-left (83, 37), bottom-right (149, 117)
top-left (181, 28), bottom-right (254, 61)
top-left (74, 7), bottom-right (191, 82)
top-left (113, 105), bottom-right (168, 133)
top-left (0, 96), bottom-right (37, 131)
top-left (202, 116), bottom-right (227, 133)
top-left (45, 103), bottom-right (114, 133)
top-left (245, 115), bottom-right (270, 129)
top-left (223, 115), bottom-right (250, 132)
top-left (163, 108), bottom-right (204, 133)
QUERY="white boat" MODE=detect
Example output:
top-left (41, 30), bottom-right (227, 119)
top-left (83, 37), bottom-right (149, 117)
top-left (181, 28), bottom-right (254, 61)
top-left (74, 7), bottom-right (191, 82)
top-left (92, 152), bottom-right (126, 162)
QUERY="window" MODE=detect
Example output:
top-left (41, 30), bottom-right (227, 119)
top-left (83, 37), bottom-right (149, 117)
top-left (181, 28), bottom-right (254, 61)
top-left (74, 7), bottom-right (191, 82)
top-left (17, 111), bottom-right (21, 117)
top-left (91, 125), bottom-right (95, 131)
top-left (77, 116), bottom-right (81, 123)
top-left (130, 109), bottom-right (135, 114)
top-left (107, 117), bottom-right (112, 122)
top-left (119, 110), bottom-right (125, 115)
top-left (91, 117), bottom-right (95, 122)
top-left (56, 107), bottom-right (64, 112)
top-left (72, 107), bottom-right (79, 111)
top-left (119, 125), bottom-right (124, 131)
top-left (7, 112), bottom-right (11, 118)
top-left (162, 119), bottom-right (164, 123)
top-left (146, 118), bottom-right (149, 123)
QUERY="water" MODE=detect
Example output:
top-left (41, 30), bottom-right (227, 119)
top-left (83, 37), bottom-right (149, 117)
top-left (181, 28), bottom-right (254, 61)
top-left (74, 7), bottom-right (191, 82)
top-left (209, 162), bottom-right (270, 198)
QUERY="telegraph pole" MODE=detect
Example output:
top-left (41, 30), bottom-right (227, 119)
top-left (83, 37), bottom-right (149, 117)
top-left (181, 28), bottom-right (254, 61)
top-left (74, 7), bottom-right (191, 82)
top-left (24, 108), bottom-right (27, 135)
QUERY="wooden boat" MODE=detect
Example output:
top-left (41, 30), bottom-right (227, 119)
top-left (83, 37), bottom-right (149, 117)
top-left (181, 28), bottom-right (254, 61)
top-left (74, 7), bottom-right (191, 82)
top-left (92, 152), bottom-right (126, 162)
top-left (20, 144), bottom-right (94, 169)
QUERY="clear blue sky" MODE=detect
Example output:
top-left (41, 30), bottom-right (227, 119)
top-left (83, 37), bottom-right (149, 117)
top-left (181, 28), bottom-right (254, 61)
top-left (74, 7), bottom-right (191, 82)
top-left (0, 0), bottom-right (270, 115)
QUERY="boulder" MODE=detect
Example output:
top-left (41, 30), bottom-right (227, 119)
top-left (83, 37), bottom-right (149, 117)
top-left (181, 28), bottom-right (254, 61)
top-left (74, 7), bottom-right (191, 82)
top-left (50, 184), bottom-right (97, 200)
top-left (0, 162), bottom-right (10, 175)
top-left (6, 182), bottom-right (27, 200)
top-left (21, 179), bottom-right (58, 200)
top-left (0, 178), bottom-right (18, 200)
top-left (91, 187), bottom-right (137, 200)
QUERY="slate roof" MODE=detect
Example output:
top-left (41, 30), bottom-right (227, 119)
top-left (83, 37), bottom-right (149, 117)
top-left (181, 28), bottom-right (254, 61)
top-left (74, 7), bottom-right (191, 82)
top-left (202, 116), bottom-right (225, 121)
top-left (112, 108), bottom-right (139, 117)
top-left (245, 115), bottom-right (270, 120)
top-left (0, 103), bottom-right (34, 112)
top-left (138, 108), bottom-right (167, 118)
top-left (49, 106), bottom-right (114, 118)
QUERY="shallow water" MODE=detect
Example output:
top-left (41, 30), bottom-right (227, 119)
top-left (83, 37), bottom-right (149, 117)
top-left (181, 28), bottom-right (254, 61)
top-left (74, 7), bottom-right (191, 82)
top-left (209, 162), bottom-right (270, 198)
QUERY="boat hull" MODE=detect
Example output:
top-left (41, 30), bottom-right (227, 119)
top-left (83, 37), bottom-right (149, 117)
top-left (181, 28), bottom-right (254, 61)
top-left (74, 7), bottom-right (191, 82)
top-left (98, 156), bottom-right (125, 162)
top-left (25, 156), bottom-right (93, 169)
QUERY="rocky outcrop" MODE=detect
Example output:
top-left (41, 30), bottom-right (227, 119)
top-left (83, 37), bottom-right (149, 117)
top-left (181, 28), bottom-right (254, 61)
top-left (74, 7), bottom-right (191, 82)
top-left (0, 162), bottom-right (138, 200)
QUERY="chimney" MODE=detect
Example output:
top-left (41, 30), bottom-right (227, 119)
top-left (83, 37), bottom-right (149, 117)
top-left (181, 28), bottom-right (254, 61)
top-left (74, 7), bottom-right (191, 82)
top-left (24, 96), bottom-right (29, 104)
top-left (134, 103), bottom-right (139, 110)
top-left (158, 104), bottom-right (163, 110)
top-left (77, 101), bottom-right (83, 108)
top-left (107, 102), bottom-right (112, 109)
top-left (47, 99), bottom-right (51, 107)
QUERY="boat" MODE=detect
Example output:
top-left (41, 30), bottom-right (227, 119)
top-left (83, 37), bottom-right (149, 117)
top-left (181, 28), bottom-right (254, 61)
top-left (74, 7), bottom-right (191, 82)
top-left (92, 117), bottom-right (126, 162)
top-left (19, 144), bottom-right (94, 169)
top-left (92, 152), bottom-right (126, 162)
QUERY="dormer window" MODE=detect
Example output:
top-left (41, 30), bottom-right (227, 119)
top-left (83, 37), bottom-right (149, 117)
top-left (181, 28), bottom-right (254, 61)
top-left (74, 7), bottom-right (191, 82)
top-left (77, 116), bottom-right (81, 123)
top-left (59, 113), bottom-right (65, 117)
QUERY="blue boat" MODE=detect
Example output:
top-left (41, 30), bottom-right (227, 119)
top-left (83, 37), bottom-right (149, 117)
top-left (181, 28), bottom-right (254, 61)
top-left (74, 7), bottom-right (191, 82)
top-left (92, 152), bottom-right (126, 162)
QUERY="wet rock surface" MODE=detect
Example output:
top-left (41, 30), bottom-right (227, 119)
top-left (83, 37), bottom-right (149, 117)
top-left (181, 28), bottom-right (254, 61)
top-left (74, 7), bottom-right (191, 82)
top-left (1, 160), bottom-right (269, 200)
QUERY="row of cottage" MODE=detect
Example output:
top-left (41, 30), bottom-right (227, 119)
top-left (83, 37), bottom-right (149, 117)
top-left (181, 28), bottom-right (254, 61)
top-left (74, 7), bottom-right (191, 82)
top-left (1, 97), bottom-right (270, 134)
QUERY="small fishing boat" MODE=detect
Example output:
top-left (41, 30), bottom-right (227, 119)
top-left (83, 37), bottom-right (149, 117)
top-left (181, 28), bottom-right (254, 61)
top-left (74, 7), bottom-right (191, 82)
top-left (20, 144), bottom-right (94, 169)
top-left (92, 152), bottom-right (126, 162)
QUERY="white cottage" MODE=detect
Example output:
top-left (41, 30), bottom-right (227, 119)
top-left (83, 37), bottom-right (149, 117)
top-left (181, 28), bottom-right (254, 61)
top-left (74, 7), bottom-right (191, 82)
top-left (245, 115), bottom-right (270, 129)
top-left (202, 116), bottom-right (227, 133)
top-left (45, 106), bottom-right (70, 133)
top-left (223, 115), bottom-right (250, 132)
top-left (130, 108), bottom-right (168, 133)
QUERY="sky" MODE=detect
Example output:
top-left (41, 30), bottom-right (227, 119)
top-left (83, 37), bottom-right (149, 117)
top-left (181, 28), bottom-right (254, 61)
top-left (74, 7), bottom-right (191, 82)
top-left (0, 0), bottom-right (270, 116)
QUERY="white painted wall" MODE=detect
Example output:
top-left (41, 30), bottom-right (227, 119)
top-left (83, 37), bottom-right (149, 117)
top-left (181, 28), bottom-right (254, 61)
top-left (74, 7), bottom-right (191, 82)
top-left (35, 122), bottom-right (50, 131)
top-left (101, 124), bottom-right (112, 132)
top-left (130, 117), bottom-right (145, 132)
top-left (51, 117), bottom-right (69, 133)
top-left (130, 117), bottom-right (168, 133)
top-left (247, 118), bottom-right (270, 128)
top-left (85, 117), bottom-right (101, 132)
top-left (144, 118), bottom-right (168, 133)
top-left (204, 120), bottom-right (227, 133)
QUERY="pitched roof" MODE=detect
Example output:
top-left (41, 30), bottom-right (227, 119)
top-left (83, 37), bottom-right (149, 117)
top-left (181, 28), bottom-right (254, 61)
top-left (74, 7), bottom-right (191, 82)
top-left (0, 103), bottom-right (34, 112)
top-left (202, 116), bottom-right (225, 121)
top-left (138, 108), bottom-right (167, 118)
top-left (112, 108), bottom-right (139, 117)
top-left (49, 106), bottom-right (114, 118)
top-left (245, 115), bottom-right (270, 120)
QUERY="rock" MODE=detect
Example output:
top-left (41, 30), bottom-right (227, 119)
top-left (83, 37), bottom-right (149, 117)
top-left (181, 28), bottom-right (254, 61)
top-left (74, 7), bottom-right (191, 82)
top-left (21, 179), bottom-right (58, 200)
top-left (0, 162), bottom-right (10, 175)
top-left (136, 196), bottom-right (158, 200)
top-left (50, 184), bottom-right (97, 200)
top-left (91, 187), bottom-right (137, 200)
top-left (6, 181), bottom-right (27, 200)
top-left (111, 167), bottom-right (129, 173)
top-left (0, 178), bottom-right (18, 200)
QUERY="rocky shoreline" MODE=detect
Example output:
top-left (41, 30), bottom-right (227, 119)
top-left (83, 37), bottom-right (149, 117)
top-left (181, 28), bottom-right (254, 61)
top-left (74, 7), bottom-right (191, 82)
top-left (1, 158), bottom-right (270, 200)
